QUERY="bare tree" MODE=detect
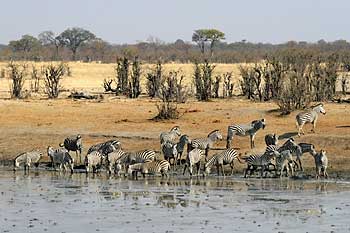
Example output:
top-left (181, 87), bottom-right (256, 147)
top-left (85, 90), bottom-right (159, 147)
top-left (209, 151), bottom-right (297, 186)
top-left (193, 60), bottom-right (215, 101)
top-left (42, 63), bottom-right (66, 98)
top-left (8, 62), bottom-right (27, 98)
top-left (128, 57), bottom-right (141, 98)
top-left (146, 61), bottom-right (162, 98)
top-left (30, 65), bottom-right (40, 93)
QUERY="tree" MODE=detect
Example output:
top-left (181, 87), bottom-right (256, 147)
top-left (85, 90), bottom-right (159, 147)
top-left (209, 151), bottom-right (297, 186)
top-left (192, 29), bottom-right (225, 56)
top-left (38, 31), bottom-right (61, 60)
top-left (58, 27), bottom-right (96, 60)
top-left (8, 35), bottom-right (41, 59)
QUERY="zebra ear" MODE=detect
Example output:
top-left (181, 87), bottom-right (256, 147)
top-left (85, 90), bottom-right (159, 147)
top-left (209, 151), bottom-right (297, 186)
top-left (261, 118), bottom-right (265, 122)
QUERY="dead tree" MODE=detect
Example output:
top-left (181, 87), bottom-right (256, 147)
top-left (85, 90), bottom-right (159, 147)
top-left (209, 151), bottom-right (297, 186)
top-left (222, 72), bottom-right (233, 98)
top-left (194, 60), bottom-right (215, 101)
top-left (128, 57), bottom-right (141, 98)
top-left (42, 63), bottom-right (66, 98)
top-left (146, 61), bottom-right (162, 98)
top-left (212, 76), bottom-right (221, 98)
top-left (8, 62), bottom-right (27, 98)
top-left (30, 65), bottom-right (40, 93)
top-left (116, 57), bottom-right (129, 95)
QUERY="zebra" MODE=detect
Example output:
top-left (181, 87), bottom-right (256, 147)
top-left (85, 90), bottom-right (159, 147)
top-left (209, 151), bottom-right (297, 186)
top-left (204, 149), bottom-right (239, 176)
top-left (311, 149), bottom-right (329, 179)
top-left (85, 150), bottom-right (103, 173)
top-left (265, 133), bottom-right (279, 146)
top-left (293, 142), bottom-right (317, 171)
top-left (183, 148), bottom-right (206, 177)
top-left (124, 149), bottom-right (156, 165)
top-left (47, 146), bottom-right (74, 173)
top-left (275, 150), bottom-right (294, 178)
top-left (14, 150), bottom-right (43, 171)
top-left (161, 141), bottom-right (178, 168)
top-left (128, 160), bottom-right (171, 178)
top-left (296, 103), bottom-right (326, 137)
top-left (87, 139), bottom-right (121, 157)
top-left (226, 119), bottom-right (266, 149)
top-left (105, 149), bottom-right (126, 175)
top-left (189, 130), bottom-right (222, 161)
top-left (273, 138), bottom-right (302, 171)
top-left (240, 149), bottom-right (280, 178)
top-left (175, 135), bottom-right (191, 164)
top-left (160, 126), bottom-right (181, 145)
top-left (63, 134), bottom-right (82, 164)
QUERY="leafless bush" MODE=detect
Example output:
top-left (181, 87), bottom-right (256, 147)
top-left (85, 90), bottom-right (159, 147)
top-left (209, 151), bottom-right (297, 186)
top-left (8, 62), bottom-right (27, 98)
top-left (102, 78), bottom-right (116, 92)
top-left (212, 76), bottom-right (221, 98)
top-left (42, 63), bottom-right (66, 98)
top-left (239, 65), bottom-right (257, 99)
top-left (193, 60), bottom-right (215, 101)
top-left (341, 75), bottom-right (349, 95)
top-left (30, 66), bottom-right (40, 93)
top-left (222, 72), bottom-right (233, 98)
top-left (116, 57), bottom-right (129, 95)
top-left (128, 57), bottom-right (141, 98)
top-left (146, 61), bottom-right (162, 98)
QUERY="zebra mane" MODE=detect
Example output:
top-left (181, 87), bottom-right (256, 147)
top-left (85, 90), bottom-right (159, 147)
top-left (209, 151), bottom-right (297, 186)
top-left (171, 126), bottom-right (180, 131)
top-left (207, 130), bottom-right (219, 137)
top-left (310, 103), bottom-right (323, 109)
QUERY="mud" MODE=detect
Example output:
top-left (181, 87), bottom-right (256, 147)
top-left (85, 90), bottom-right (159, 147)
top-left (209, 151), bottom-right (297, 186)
top-left (0, 170), bottom-right (350, 233)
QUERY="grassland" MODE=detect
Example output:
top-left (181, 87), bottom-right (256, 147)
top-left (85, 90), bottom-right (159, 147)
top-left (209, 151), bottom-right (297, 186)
top-left (0, 62), bottom-right (349, 177)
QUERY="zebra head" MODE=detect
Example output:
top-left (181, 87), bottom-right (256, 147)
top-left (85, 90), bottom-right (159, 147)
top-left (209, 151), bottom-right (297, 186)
top-left (208, 130), bottom-right (223, 141)
top-left (171, 126), bottom-right (181, 136)
top-left (179, 135), bottom-right (191, 144)
top-left (76, 134), bottom-right (82, 139)
top-left (47, 146), bottom-right (54, 157)
top-left (252, 118), bottom-right (266, 130)
top-left (313, 103), bottom-right (326, 115)
top-left (204, 163), bottom-right (211, 175)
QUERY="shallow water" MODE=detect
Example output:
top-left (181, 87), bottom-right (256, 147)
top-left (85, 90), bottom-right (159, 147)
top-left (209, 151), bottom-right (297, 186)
top-left (0, 170), bottom-right (350, 233)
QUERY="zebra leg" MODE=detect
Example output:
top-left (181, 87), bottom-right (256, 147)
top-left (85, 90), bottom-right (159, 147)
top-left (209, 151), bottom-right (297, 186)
top-left (205, 148), bottom-right (209, 162)
top-left (196, 162), bottom-right (201, 176)
top-left (189, 164), bottom-right (193, 177)
top-left (183, 164), bottom-right (188, 175)
top-left (244, 165), bottom-right (249, 178)
top-left (221, 164), bottom-right (225, 177)
top-left (298, 158), bottom-right (303, 172)
top-left (311, 121), bottom-right (317, 133)
top-left (324, 169), bottom-right (329, 179)
top-left (230, 163), bottom-right (234, 176)
top-left (250, 134), bottom-right (255, 149)
top-left (216, 164), bottom-right (220, 176)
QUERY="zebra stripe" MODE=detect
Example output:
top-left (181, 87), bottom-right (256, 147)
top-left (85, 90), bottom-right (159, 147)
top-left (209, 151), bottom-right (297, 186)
top-left (226, 119), bottom-right (266, 149)
top-left (160, 126), bottom-right (181, 144)
top-left (106, 149), bottom-right (127, 174)
top-left (125, 149), bottom-right (156, 165)
top-left (275, 150), bottom-right (294, 177)
top-left (311, 149), bottom-right (328, 179)
top-left (242, 148), bottom-right (279, 178)
top-left (128, 160), bottom-right (170, 178)
top-left (87, 139), bottom-right (121, 156)
top-left (162, 141), bottom-right (177, 166)
top-left (85, 150), bottom-right (103, 173)
top-left (183, 148), bottom-right (206, 176)
top-left (204, 149), bottom-right (239, 176)
top-left (63, 134), bottom-right (82, 164)
top-left (296, 103), bottom-right (326, 136)
top-left (190, 130), bottom-right (222, 161)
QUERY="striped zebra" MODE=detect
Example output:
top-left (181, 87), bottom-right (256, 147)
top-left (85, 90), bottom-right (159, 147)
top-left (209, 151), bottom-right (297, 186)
top-left (87, 139), bottom-right (121, 157)
top-left (241, 149), bottom-right (279, 178)
top-left (160, 126), bottom-right (181, 145)
top-left (311, 149), bottom-right (328, 179)
top-left (275, 150), bottom-right (294, 178)
top-left (189, 130), bottom-right (222, 161)
top-left (85, 150), bottom-right (103, 173)
top-left (265, 133), bottom-right (278, 146)
top-left (161, 141), bottom-right (178, 168)
top-left (296, 103), bottom-right (326, 137)
top-left (204, 149), bottom-right (239, 176)
top-left (47, 146), bottom-right (74, 173)
top-left (14, 150), bottom-right (43, 171)
top-left (294, 142), bottom-right (316, 171)
top-left (122, 149), bottom-right (156, 173)
top-left (63, 134), bottom-right (82, 164)
top-left (175, 135), bottom-right (191, 163)
top-left (128, 160), bottom-right (170, 178)
top-left (183, 148), bottom-right (206, 177)
top-left (226, 119), bottom-right (266, 149)
top-left (106, 149), bottom-right (126, 175)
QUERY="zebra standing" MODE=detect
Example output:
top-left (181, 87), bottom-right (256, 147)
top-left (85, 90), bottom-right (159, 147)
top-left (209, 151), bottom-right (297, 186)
top-left (106, 149), bottom-right (127, 175)
top-left (311, 149), bottom-right (329, 179)
top-left (275, 150), bottom-right (294, 178)
top-left (183, 148), bottom-right (206, 177)
top-left (161, 141), bottom-right (178, 168)
top-left (125, 149), bottom-right (156, 165)
top-left (14, 150), bottom-right (43, 171)
top-left (293, 142), bottom-right (317, 171)
top-left (265, 133), bottom-right (278, 146)
top-left (160, 126), bottom-right (181, 144)
top-left (296, 103), bottom-right (326, 136)
top-left (175, 135), bottom-right (191, 164)
top-left (87, 139), bottom-right (121, 157)
top-left (63, 134), bottom-right (82, 164)
top-left (204, 149), bottom-right (239, 176)
top-left (240, 149), bottom-right (279, 178)
top-left (47, 146), bottom-right (74, 173)
top-left (85, 150), bottom-right (103, 173)
top-left (226, 119), bottom-right (266, 149)
top-left (128, 160), bottom-right (170, 178)
top-left (189, 130), bottom-right (222, 161)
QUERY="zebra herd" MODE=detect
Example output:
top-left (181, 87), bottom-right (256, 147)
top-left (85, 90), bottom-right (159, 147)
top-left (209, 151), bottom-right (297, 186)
top-left (13, 103), bottom-right (329, 179)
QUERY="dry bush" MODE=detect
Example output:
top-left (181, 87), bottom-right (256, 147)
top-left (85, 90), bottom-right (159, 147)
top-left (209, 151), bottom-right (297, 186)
top-left (8, 62), bottom-right (27, 99)
top-left (193, 60), bottom-right (215, 101)
top-left (102, 78), bottom-right (116, 92)
top-left (222, 72), bottom-right (234, 98)
top-left (212, 76), bottom-right (221, 98)
top-left (30, 65), bottom-right (40, 93)
top-left (116, 57), bottom-right (129, 95)
top-left (42, 63), bottom-right (66, 98)
top-left (128, 57), bottom-right (141, 98)
top-left (146, 61), bottom-right (162, 98)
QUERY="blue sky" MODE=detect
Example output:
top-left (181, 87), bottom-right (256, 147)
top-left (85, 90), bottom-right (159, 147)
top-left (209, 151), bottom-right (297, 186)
top-left (0, 0), bottom-right (348, 44)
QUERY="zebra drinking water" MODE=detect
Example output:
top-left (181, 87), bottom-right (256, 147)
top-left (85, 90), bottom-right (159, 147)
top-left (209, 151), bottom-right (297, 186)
top-left (204, 149), bottom-right (239, 176)
top-left (226, 119), bottom-right (266, 149)
top-left (63, 134), bottom-right (82, 164)
top-left (296, 103), bottom-right (326, 136)
top-left (189, 130), bottom-right (222, 161)
top-left (14, 150), bottom-right (43, 171)
top-left (128, 160), bottom-right (170, 178)
top-left (87, 139), bottom-right (121, 157)
top-left (47, 146), bottom-right (74, 173)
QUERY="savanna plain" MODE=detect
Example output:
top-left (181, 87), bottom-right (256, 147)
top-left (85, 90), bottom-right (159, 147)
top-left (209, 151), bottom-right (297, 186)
top-left (0, 62), bottom-right (350, 233)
